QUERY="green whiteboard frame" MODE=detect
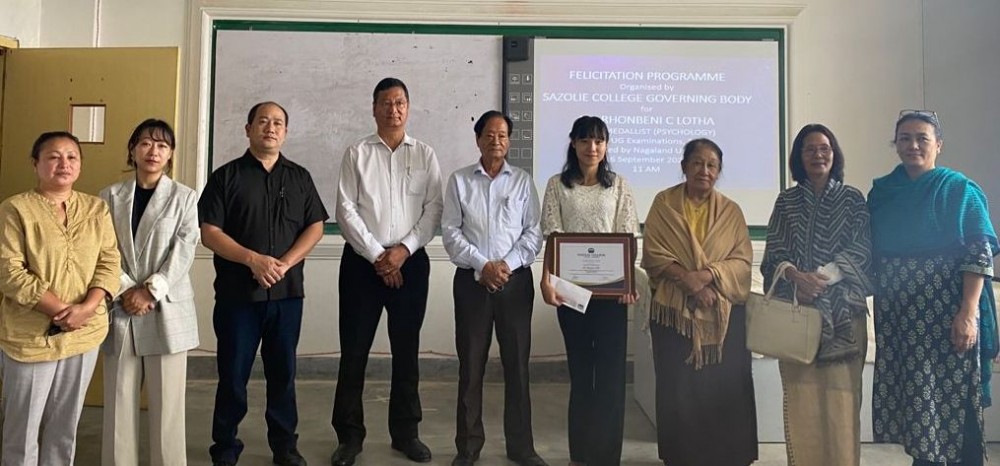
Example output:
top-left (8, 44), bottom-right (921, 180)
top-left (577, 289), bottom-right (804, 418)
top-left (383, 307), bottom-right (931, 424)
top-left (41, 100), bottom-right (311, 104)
top-left (209, 20), bottom-right (787, 239)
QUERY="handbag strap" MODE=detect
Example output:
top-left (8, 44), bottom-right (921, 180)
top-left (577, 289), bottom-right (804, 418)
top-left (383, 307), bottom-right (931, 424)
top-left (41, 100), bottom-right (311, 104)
top-left (766, 262), bottom-right (800, 306)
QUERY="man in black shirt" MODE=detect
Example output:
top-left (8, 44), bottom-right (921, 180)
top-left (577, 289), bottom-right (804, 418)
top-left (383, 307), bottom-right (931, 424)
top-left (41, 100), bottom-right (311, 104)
top-left (199, 101), bottom-right (328, 466)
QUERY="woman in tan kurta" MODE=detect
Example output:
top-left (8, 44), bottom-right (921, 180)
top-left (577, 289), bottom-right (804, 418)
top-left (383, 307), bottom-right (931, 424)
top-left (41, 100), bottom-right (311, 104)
top-left (0, 131), bottom-right (120, 465)
top-left (640, 138), bottom-right (757, 466)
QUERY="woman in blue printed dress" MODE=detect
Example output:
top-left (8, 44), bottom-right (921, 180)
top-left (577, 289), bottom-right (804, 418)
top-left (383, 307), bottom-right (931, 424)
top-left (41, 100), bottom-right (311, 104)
top-left (869, 110), bottom-right (998, 466)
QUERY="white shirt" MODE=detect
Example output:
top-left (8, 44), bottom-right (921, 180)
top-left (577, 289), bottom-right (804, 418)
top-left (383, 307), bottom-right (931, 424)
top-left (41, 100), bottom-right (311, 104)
top-left (441, 160), bottom-right (542, 277)
top-left (336, 133), bottom-right (444, 263)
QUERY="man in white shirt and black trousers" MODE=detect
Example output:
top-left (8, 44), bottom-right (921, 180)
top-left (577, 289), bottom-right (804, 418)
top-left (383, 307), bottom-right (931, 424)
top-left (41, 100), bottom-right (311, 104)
top-left (441, 110), bottom-right (547, 466)
top-left (331, 77), bottom-right (443, 466)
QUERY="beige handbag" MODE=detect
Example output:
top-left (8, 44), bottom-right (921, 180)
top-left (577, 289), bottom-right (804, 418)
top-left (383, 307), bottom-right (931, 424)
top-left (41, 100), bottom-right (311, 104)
top-left (745, 262), bottom-right (822, 364)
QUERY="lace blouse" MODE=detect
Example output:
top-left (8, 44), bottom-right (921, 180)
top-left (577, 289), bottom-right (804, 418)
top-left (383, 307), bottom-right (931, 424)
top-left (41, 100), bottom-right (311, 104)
top-left (540, 173), bottom-right (640, 236)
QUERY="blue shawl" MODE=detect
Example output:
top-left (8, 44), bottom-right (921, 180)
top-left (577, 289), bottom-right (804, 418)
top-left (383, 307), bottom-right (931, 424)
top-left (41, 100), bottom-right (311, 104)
top-left (869, 165), bottom-right (999, 405)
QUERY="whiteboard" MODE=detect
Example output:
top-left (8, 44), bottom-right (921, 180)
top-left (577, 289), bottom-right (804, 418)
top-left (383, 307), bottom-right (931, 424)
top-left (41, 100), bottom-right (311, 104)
top-left (211, 30), bottom-right (503, 217)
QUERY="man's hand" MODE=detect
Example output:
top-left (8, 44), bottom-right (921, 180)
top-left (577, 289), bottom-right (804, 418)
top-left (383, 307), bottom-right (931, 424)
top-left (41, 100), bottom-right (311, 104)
top-left (248, 252), bottom-right (287, 288)
top-left (122, 287), bottom-right (156, 316)
top-left (274, 262), bottom-right (292, 282)
top-left (479, 261), bottom-right (511, 291)
top-left (382, 269), bottom-right (404, 289)
top-left (375, 245), bottom-right (411, 277)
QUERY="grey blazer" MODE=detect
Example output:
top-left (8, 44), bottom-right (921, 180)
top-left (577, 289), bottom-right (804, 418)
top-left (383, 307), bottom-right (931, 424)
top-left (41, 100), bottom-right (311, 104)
top-left (99, 175), bottom-right (200, 356)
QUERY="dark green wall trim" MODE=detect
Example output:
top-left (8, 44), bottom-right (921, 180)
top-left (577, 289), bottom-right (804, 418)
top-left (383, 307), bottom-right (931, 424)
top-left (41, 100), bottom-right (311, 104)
top-left (213, 20), bottom-right (783, 42)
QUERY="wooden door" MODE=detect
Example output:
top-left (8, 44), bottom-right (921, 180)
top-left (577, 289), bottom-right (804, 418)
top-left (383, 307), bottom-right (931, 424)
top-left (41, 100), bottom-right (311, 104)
top-left (0, 47), bottom-right (179, 198)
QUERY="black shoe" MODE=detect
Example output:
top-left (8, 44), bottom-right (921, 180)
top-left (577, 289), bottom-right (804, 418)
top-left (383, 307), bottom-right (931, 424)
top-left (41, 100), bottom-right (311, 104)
top-left (213, 462), bottom-right (236, 466)
top-left (451, 452), bottom-right (479, 466)
top-left (330, 442), bottom-right (362, 466)
top-left (391, 437), bottom-right (432, 463)
top-left (508, 454), bottom-right (549, 466)
top-left (274, 448), bottom-right (307, 466)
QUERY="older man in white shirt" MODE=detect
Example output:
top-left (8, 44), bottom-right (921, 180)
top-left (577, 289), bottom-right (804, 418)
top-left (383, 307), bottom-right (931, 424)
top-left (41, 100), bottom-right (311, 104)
top-left (441, 111), bottom-right (546, 466)
top-left (332, 77), bottom-right (443, 466)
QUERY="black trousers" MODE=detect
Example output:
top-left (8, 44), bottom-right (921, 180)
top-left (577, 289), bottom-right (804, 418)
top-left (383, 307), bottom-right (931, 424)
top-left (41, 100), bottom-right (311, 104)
top-left (210, 298), bottom-right (304, 464)
top-left (453, 267), bottom-right (536, 459)
top-left (557, 299), bottom-right (628, 466)
top-left (332, 245), bottom-right (430, 444)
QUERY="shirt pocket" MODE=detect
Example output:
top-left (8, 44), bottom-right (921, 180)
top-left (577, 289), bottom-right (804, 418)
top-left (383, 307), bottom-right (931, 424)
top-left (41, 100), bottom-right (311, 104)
top-left (280, 187), bottom-right (306, 227)
top-left (501, 194), bottom-right (527, 229)
top-left (406, 170), bottom-right (428, 196)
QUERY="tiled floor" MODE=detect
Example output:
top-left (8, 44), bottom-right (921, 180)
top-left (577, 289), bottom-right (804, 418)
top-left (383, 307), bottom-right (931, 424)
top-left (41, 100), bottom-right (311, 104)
top-left (73, 380), bottom-right (998, 465)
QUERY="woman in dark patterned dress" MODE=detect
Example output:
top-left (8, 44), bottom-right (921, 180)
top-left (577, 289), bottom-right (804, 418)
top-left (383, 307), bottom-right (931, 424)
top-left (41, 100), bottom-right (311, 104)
top-left (761, 124), bottom-right (873, 466)
top-left (869, 110), bottom-right (998, 466)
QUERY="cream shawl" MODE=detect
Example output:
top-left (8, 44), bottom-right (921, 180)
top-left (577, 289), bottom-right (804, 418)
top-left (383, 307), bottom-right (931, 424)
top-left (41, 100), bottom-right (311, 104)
top-left (641, 183), bottom-right (752, 368)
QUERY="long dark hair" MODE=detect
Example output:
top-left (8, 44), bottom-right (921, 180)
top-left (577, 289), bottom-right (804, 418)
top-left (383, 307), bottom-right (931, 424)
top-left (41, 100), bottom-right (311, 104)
top-left (560, 115), bottom-right (615, 188)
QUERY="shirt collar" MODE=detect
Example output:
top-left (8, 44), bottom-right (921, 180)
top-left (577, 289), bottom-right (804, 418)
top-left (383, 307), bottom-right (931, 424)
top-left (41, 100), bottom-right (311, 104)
top-left (474, 159), bottom-right (512, 177)
top-left (29, 189), bottom-right (78, 207)
top-left (798, 177), bottom-right (841, 196)
top-left (365, 133), bottom-right (415, 148)
top-left (239, 149), bottom-right (289, 170)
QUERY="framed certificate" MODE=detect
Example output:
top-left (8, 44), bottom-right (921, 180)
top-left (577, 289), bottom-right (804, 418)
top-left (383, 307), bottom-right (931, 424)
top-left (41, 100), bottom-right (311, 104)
top-left (550, 233), bottom-right (636, 298)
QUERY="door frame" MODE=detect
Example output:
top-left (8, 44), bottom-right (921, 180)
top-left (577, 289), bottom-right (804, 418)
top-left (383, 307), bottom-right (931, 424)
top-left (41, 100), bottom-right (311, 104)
top-left (0, 35), bottom-right (19, 184)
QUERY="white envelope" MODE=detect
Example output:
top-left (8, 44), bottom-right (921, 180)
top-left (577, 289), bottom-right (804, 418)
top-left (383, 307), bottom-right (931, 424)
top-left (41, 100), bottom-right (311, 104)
top-left (549, 274), bottom-right (593, 313)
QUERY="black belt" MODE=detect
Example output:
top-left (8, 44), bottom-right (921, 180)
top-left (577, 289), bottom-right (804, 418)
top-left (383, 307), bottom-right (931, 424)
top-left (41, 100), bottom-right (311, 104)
top-left (458, 266), bottom-right (529, 275)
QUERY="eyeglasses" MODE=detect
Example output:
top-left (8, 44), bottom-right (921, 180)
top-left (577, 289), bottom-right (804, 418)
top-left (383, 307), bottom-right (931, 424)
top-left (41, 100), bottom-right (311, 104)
top-left (899, 109), bottom-right (939, 123)
top-left (803, 146), bottom-right (833, 157)
top-left (377, 99), bottom-right (408, 110)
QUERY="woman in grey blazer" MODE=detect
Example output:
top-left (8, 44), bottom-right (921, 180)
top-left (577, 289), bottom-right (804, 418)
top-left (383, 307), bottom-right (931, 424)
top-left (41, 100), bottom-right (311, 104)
top-left (99, 119), bottom-right (200, 466)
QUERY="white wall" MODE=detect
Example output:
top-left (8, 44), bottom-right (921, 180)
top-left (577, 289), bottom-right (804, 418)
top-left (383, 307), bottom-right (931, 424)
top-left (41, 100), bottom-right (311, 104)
top-left (92, 0), bottom-right (187, 47)
top-left (10, 0), bottom-right (998, 363)
top-left (0, 0), bottom-right (40, 47)
top-left (923, 0), bottom-right (1000, 234)
top-left (38, 0), bottom-right (95, 46)
top-left (787, 1), bottom-right (924, 187)
top-left (37, 0), bottom-right (186, 47)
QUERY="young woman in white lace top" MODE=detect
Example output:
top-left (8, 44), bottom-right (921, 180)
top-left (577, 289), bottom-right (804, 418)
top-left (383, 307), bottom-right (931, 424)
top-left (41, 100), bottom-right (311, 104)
top-left (538, 115), bottom-right (639, 466)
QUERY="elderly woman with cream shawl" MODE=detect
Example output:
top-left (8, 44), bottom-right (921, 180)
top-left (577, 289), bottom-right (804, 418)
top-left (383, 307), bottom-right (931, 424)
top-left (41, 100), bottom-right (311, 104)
top-left (640, 138), bottom-right (757, 466)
